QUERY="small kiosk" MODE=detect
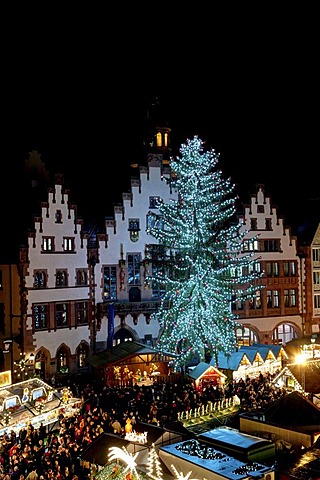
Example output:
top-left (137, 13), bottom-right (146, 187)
top-left (0, 370), bottom-right (82, 436)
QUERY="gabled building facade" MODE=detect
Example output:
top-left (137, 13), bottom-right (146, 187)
top-left (1, 127), bottom-right (319, 382)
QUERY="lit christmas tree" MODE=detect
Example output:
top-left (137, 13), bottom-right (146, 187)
top-left (148, 136), bottom-right (262, 369)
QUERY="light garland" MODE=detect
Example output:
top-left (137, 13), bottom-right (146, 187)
top-left (147, 136), bottom-right (263, 369)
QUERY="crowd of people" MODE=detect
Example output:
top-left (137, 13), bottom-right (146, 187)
top-left (0, 370), bottom-right (286, 480)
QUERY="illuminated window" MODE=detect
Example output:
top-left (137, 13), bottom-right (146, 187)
top-left (55, 303), bottom-right (68, 327)
top-left (284, 261), bottom-right (296, 276)
top-left (77, 344), bottom-right (89, 368)
top-left (56, 270), bottom-right (68, 287)
top-left (63, 237), bottom-right (74, 251)
top-left (149, 196), bottom-right (160, 209)
top-left (128, 219), bottom-right (140, 243)
top-left (76, 301), bottom-right (89, 325)
top-left (236, 326), bottom-right (259, 346)
top-left (242, 239), bottom-right (258, 251)
top-left (267, 290), bottom-right (280, 308)
top-left (249, 290), bottom-right (262, 309)
top-left (43, 237), bottom-right (54, 252)
top-left (34, 270), bottom-right (47, 288)
top-left (265, 262), bottom-right (279, 277)
top-left (156, 131), bottom-right (162, 147)
top-left (128, 254), bottom-right (141, 285)
top-left (57, 348), bottom-right (68, 372)
top-left (103, 266), bottom-right (117, 300)
top-left (33, 304), bottom-right (48, 330)
top-left (284, 289), bottom-right (297, 307)
top-left (313, 248), bottom-right (320, 262)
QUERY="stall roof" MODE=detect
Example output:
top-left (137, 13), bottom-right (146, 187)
top-left (240, 391), bottom-right (320, 430)
top-left (86, 341), bottom-right (176, 368)
top-left (211, 351), bottom-right (251, 371)
top-left (188, 362), bottom-right (227, 381)
top-left (80, 421), bottom-right (189, 466)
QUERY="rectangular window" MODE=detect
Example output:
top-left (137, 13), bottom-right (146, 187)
top-left (250, 218), bottom-right (257, 230)
top-left (33, 304), bottom-right (48, 330)
top-left (127, 254), bottom-right (141, 285)
top-left (267, 290), bottom-right (279, 308)
top-left (248, 262), bottom-right (261, 274)
top-left (55, 303), bottom-right (68, 328)
top-left (261, 239), bottom-right (280, 252)
top-left (284, 261), bottom-right (296, 276)
top-left (149, 196), bottom-right (160, 209)
top-left (265, 262), bottom-right (279, 277)
top-left (76, 269), bottom-right (88, 286)
top-left (284, 289), bottom-right (297, 307)
top-left (103, 266), bottom-right (117, 301)
top-left (312, 248), bottom-right (320, 262)
top-left (42, 237), bottom-right (54, 252)
top-left (265, 218), bottom-right (272, 230)
top-left (56, 270), bottom-right (68, 287)
top-left (63, 237), bottom-right (75, 251)
top-left (257, 205), bottom-right (264, 213)
top-left (34, 270), bottom-right (47, 289)
top-left (249, 291), bottom-right (262, 309)
top-left (313, 271), bottom-right (320, 285)
top-left (242, 239), bottom-right (259, 251)
top-left (314, 293), bottom-right (320, 309)
top-left (76, 301), bottom-right (89, 325)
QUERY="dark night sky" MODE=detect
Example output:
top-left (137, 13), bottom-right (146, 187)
top-left (1, 13), bottom-right (319, 261)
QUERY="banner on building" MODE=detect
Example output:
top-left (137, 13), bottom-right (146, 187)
top-left (107, 303), bottom-right (114, 349)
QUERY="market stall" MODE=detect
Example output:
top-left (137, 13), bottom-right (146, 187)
top-left (0, 372), bottom-right (82, 436)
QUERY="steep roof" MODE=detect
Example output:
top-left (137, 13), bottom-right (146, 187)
top-left (241, 391), bottom-right (320, 430)
top-left (188, 362), bottom-right (226, 381)
top-left (86, 340), bottom-right (176, 368)
top-left (211, 351), bottom-right (251, 371)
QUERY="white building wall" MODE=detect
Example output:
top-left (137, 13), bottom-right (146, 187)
top-left (96, 162), bottom-right (178, 343)
top-left (25, 184), bottom-right (91, 358)
top-left (239, 185), bottom-right (302, 340)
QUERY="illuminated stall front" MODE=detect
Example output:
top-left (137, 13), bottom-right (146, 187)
top-left (0, 371), bottom-right (82, 436)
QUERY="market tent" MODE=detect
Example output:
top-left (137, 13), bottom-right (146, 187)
top-left (86, 341), bottom-right (177, 385)
top-left (188, 362), bottom-right (227, 390)
top-left (80, 422), bottom-right (189, 467)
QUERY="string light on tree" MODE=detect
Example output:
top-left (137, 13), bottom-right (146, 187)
top-left (147, 136), bottom-right (263, 369)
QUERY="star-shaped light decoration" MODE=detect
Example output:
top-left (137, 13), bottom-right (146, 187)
top-left (170, 464), bottom-right (199, 480)
top-left (108, 446), bottom-right (140, 477)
